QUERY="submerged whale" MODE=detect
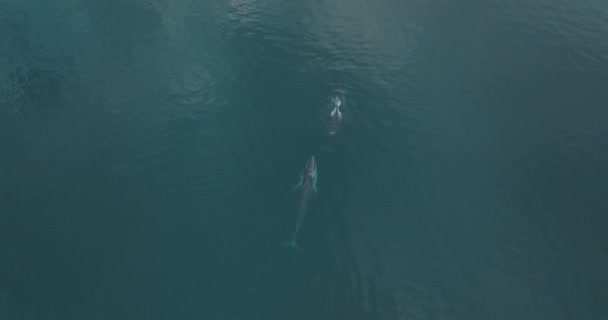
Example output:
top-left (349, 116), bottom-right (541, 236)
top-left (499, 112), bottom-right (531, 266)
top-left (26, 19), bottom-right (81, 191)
top-left (284, 156), bottom-right (318, 249)
top-left (327, 92), bottom-right (345, 136)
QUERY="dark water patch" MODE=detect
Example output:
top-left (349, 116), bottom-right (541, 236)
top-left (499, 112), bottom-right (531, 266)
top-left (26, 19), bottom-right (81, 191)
top-left (495, 133), bottom-right (608, 318)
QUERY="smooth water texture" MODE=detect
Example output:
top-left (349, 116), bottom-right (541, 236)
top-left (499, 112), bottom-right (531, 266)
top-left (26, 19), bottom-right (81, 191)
top-left (1, 0), bottom-right (608, 319)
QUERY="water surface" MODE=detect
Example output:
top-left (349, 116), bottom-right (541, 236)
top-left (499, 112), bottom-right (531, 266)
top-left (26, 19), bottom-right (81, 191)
top-left (1, 0), bottom-right (608, 319)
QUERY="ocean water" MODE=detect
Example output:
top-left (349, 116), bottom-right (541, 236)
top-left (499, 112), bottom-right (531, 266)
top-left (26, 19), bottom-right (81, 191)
top-left (1, 0), bottom-right (608, 319)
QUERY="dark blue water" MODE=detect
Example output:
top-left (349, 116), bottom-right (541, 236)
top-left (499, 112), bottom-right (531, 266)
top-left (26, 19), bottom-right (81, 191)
top-left (2, 0), bottom-right (608, 319)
